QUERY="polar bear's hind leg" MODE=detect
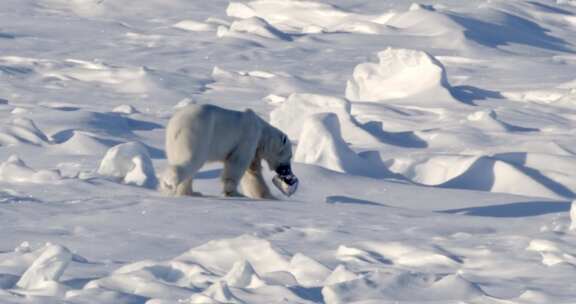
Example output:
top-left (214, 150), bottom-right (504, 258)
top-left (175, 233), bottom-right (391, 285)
top-left (163, 164), bottom-right (202, 196)
top-left (164, 107), bottom-right (215, 197)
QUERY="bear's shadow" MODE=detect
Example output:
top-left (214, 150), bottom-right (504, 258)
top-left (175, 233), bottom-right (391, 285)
top-left (195, 168), bottom-right (221, 179)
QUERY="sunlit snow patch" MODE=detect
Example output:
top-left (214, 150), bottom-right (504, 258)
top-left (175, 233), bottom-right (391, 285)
top-left (294, 113), bottom-right (384, 176)
top-left (270, 93), bottom-right (380, 147)
top-left (226, 0), bottom-right (392, 34)
top-left (0, 155), bottom-right (62, 184)
top-left (97, 142), bottom-right (158, 189)
top-left (346, 47), bottom-right (454, 104)
top-left (218, 17), bottom-right (292, 41)
top-left (0, 118), bottom-right (50, 146)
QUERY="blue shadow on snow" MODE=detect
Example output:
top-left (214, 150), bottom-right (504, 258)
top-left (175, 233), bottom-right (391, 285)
top-left (442, 201), bottom-right (571, 217)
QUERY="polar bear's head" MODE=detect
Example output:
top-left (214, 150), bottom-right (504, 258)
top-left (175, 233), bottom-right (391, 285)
top-left (261, 126), bottom-right (293, 173)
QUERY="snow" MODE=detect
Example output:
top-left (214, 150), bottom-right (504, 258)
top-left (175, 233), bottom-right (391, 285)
top-left (0, 155), bottom-right (62, 184)
top-left (294, 113), bottom-right (388, 177)
top-left (16, 244), bottom-right (71, 291)
top-left (220, 17), bottom-right (292, 41)
top-left (346, 47), bottom-right (453, 103)
top-left (2, 0), bottom-right (576, 303)
top-left (97, 142), bottom-right (158, 189)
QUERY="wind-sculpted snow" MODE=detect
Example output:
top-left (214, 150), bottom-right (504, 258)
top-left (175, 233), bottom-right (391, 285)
top-left (294, 113), bottom-right (392, 178)
top-left (98, 142), bottom-right (158, 189)
top-left (0, 155), bottom-right (62, 184)
top-left (5, 231), bottom-right (576, 303)
top-left (0, 118), bottom-right (50, 146)
top-left (270, 93), bottom-right (380, 147)
top-left (346, 47), bottom-right (454, 104)
top-left (2, 0), bottom-right (576, 302)
top-left (226, 0), bottom-right (391, 34)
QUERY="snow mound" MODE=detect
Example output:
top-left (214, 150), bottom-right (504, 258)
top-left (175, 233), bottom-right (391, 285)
top-left (270, 93), bottom-right (379, 147)
top-left (466, 109), bottom-right (511, 132)
top-left (502, 88), bottom-right (576, 107)
top-left (0, 155), bottom-right (62, 184)
top-left (323, 265), bottom-right (358, 286)
top-left (336, 241), bottom-right (460, 274)
top-left (391, 155), bottom-right (565, 199)
top-left (570, 201), bottom-right (576, 231)
top-left (65, 287), bottom-right (144, 304)
top-left (112, 104), bottom-right (138, 114)
top-left (346, 47), bottom-right (454, 103)
top-left (77, 235), bottom-right (325, 303)
top-left (226, 0), bottom-right (391, 34)
top-left (0, 56), bottom-right (154, 95)
top-left (174, 98), bottom-right (196, 109)
top-left (294, 113), bottom-right (384, 176)
top-left (322, 271), bottom-right (484, 303)
top-left (38, 0), bottom-right (107, 17)
top-left (526, 239), bottom-right (576, 266)
top-left (212, 66), bottom-right (276, 81)
top-left (0, 117), bottom-right (49, 146)
top-left (97, 142), bottom-right (158, 189)
top-left (52, 131), bottom-right (116, 156)
top-left (38, 0), bottom-right (194, 18)
top-left (80, 259), bottom-right (217, 300)
top-left (55, 59), bottom-right (152, 94)
top-left (207, 66), bottom-right (307, 97)
top-left (222, 260), bottom-right (265, 288)
top-left (385, 4), bottom-right (465, 44)
top-left (218, 17), bottom-right (292, 41)
top-left (84, 272), bottom-right (196, 300)
top-left (16, 244), bottom-right (72, 291)
top-left (196, 281), bottom-right (243, 303)
top-left (173, 20), bottom-right (218, 32)
top-left (338, 241), bottom-right (460, 270)
top-left (465, 109), bottom-right (538, 132)
top-left (113, 260), bottom-right (217, 289)
top-left (176, 235), bottom-right (290, 275)
top-left (288, 253), bottom-right (331, 287)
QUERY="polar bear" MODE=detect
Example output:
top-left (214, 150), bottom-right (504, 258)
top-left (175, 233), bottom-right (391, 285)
top-left (161, 104), bottom-right (296, 199)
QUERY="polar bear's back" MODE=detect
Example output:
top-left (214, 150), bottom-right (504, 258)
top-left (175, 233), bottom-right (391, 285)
top-left (165, 104), bottom-right (256, 165)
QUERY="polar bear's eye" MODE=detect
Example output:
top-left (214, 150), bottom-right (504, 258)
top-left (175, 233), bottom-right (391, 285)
top-left (281, 135), bottom-right (288, 145)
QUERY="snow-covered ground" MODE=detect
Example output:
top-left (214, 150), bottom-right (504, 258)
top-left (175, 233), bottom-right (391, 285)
top-left (1, 0), bottom-right (576, 302)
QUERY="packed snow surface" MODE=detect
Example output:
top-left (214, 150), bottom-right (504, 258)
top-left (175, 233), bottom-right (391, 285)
top-left (2, 0), bottom-right (576, 303)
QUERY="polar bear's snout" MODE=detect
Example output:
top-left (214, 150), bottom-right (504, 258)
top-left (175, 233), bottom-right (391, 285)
top-left (275, 164), bottom-right (293, 176)
top-left (273, 164), bottom-right (299, 196)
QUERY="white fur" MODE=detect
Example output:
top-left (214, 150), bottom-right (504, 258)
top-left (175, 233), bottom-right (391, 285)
top-left (161, 104), bottom-right (292, 199)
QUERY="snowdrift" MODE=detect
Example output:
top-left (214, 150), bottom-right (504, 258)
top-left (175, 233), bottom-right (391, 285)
top-left (97, 142), bottom-right (158, 189)
top-left (226, 0), bottom-right (391, 34)
top-left (270, 93), bottom-right (380, 147)
top-left (346, 47), bottom-right (454, 104)
top-left (390, 155), bottom-right (566, 200)
top-left (0, 118), bottom-right (49, 146)
top-left (0, 155), bottom-right (62, 184)
top-left (218, 17), bottom-right (292, 41)
top-left (294, 113), bottom-right (389, 177)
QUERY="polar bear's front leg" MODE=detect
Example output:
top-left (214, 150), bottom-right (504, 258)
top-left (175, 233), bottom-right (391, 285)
top-left (222, 135), bottom-right (262, 197)
top-left (241, 157), bottom-right (276, 200)
top-left (222, 166), bottom-right (244, 197)
top-left (222, 153), bottom-right (251, 198)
